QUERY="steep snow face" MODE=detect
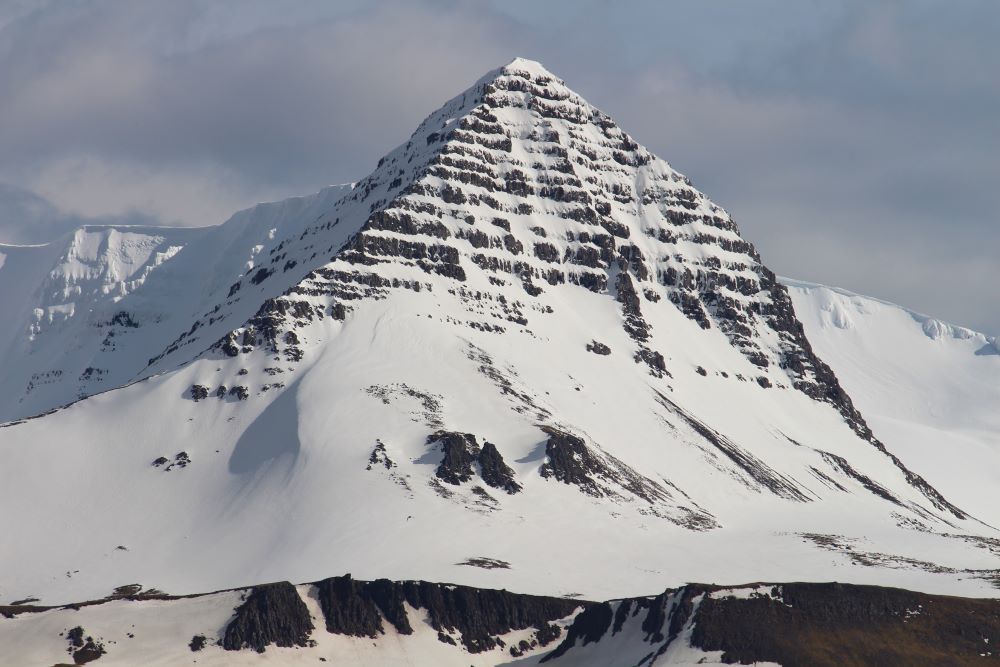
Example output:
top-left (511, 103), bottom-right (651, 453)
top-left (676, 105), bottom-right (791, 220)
top-left (786, 279), bottom-right (1000, 526)
top-left (0, 59), bottom-right (998, 607)
top-left (0, 226), bottom-right (204, 420)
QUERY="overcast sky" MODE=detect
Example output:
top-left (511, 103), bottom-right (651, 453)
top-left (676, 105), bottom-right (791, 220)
top-left (0, 0), bottom-right (996, 333)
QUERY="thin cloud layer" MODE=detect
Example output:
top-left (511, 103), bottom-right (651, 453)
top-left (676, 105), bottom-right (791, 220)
top-left (0, 0), bottom-right (996, 333)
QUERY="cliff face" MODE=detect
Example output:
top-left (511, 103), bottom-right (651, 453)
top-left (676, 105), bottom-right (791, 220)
top-left (548, 581), bottom-right (1000, 667)
top-left (4, 575), bottom-right (999, 665)
top-left (221, 581), bottom-right (314, 652)
top-left (309, 574), bottom-right (580, 653)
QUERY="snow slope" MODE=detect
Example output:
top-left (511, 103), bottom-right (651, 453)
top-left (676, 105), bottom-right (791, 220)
top-left (0, 58), bottom-right (997, 614)
top-left (786, 279), bottom-right (1000, 527)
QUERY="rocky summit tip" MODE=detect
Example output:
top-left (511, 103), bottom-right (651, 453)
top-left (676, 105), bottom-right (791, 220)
top-left (501, 56), bottom-right (561, 81)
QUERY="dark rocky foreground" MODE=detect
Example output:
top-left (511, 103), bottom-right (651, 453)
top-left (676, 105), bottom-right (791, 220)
top-left (549, 581), bottom-right (1000, 666)
top-left (220, 575), bottom-right (577, 654)
top-left (310, 574), bottom-right (576, 653)
top-left (222, 581), bottom-right (314, 652)
top-left (5, 576), bottom-right (1000, 665)
top-left (688, 582), bottom-right (1000, 666)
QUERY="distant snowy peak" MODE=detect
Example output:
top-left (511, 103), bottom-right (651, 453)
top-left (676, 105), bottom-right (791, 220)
top-left (0, 183), bottom-right (353, 421)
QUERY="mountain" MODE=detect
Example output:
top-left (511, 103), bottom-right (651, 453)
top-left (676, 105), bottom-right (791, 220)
top-left (0, 57), bottom-right (998, 663)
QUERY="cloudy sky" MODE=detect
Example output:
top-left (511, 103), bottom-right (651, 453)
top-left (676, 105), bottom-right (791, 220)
top-left (0, 0), bottom-right (996, 333)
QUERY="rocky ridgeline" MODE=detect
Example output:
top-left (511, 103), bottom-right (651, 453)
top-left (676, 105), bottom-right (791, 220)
top-left (652, 389), bottom-right (813, 502)
top-left (225, 575), bottom-right (581, 656)
top-left (13, 576), bottom-right (999, 665)
top-left (222, 582), bottom-right (314, 653)
top-left (545, 581), bottom-right (1000, 667)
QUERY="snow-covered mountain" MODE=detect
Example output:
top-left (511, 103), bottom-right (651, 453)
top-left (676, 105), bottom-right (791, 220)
top-left (1, 57), bottom-right (998, 661)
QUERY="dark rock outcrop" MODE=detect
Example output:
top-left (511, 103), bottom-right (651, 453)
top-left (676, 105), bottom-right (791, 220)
top-left (541, 603), bottom-right (613, 661)
top-left (428, 431), bottom-right (522, 493)
top-left (586, 340), bottom-right (611, 355)
top-left (65, 626), bottom-right (105, 665)
top-left (396, 581), bottom-right (577, 653)
top-left (536, 426), bottom-right (690, 516)
top-left (311, 574), bottom-right (582, 654)
top-left (222, 582), bottom-right (314, 653)
top-left (478, 441), bottom-right (522, 494)
top-left (538, 428), bottom-right (604, 495)
top-left (18, 574), bottom-right (1000, 665)
top-left (188, 384), bottom-right (209, 401)
top-left (430, 431), bottom-right (481, 485)
top-left (314, 574), bottom-right (407, 638)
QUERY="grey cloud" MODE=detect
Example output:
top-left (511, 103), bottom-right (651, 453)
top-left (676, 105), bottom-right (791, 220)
top-left (0, 181), bottom-right (158, 245)
top-left (0, 0), bottom-right (527, 190)
top-left (0, 182), bottom-right (74, 245)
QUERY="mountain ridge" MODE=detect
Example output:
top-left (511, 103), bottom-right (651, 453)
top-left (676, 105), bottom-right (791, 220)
top-left (3, 573), bottom-right (999, 666)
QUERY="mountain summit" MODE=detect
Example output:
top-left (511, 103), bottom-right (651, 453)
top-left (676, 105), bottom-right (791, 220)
top-left (0, 59), bottom-right (996, 611)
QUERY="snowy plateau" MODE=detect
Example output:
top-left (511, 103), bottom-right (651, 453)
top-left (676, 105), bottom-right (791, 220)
top-left (0, 58), bottom-right (998, 665)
